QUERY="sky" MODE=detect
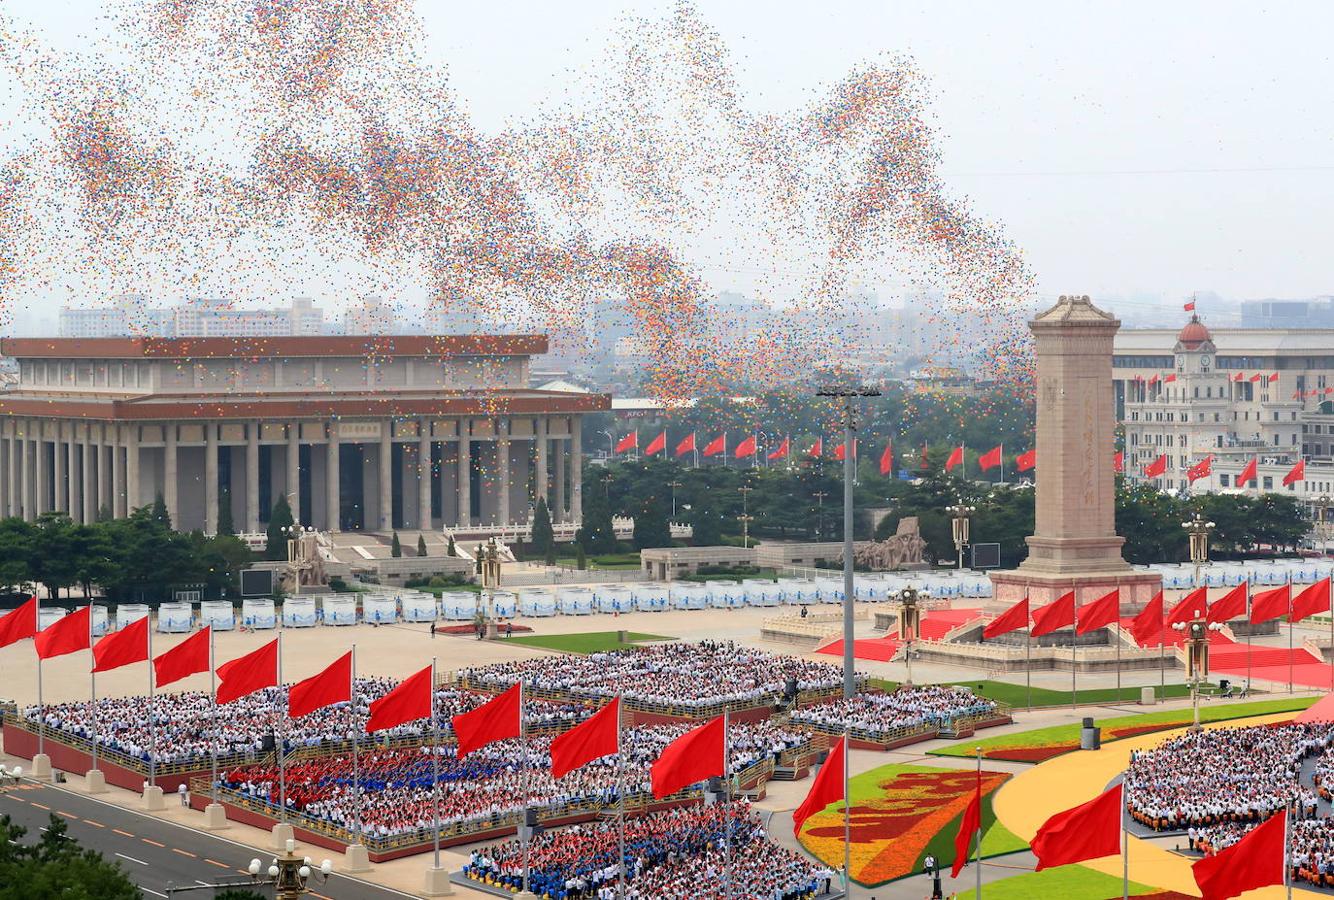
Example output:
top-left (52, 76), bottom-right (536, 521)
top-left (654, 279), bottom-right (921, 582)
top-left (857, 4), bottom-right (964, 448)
top-left (2, 0), bottom-right (1333, 323)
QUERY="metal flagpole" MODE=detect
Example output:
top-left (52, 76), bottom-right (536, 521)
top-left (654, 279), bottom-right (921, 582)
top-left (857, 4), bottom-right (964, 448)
top-left (1072, 609), bottom-right (1078, 711)
top-left (90, 607), bottom-right (98, 775)
top-left (521, 678), bottom-right (530, 896)
top-left (1116, 613), bottom-right (1122, 699)
top-left (1025, 624), bottom-right (1032, 711)
top-left (723, 707), bottom-right (731, 900)
top-left (1121, 783), bottom-right (1129, 900)
top-left (974, 747), bottom-right (983, 900)
top-left (351, 644), bottom-right (361, 845)
top-left (843, 731), bottom-right (851, 896)
top-left (431, 657), bottom-right (441, 872)
top-left (617, 695), bottom-right (626, 900)
top-left (1285, 808), bottom-right (1292, 900)
top-left (278, 632), bottom-right (286, 824)
top-left (1159, 614), bottom-right (1166, 691)
top-left (36, 653), bottom-right (43, 761)
top-left (148, 621), bottom-right (156, 793)
top-left (1288, 576), bottom-right (1294, 693)
top-left (1246, 583), bottom-right (1252, 694)
top-left (210, 626), bottom-right (218, 808)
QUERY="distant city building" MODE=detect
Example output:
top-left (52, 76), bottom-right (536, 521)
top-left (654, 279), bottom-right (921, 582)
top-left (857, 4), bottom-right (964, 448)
top-left (906, 365), bottom-right (985, 396)
top-left (339, 296), bottom-right (396, 335)
top-left (58, 296), bottom-right (327, 338)
top-left (1240, 297), bottom-right (1334, 329)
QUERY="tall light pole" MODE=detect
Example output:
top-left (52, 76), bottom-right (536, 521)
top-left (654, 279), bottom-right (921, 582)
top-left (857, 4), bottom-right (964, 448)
top-left (1172, 616), bottom-right (1222, 732)
top-left (737, 484), bottom-right (753, 549)
top-left (894, 586), bottom-right (928, 686)
top-left (1182, 511), bottom-right (1215, 589)
top-left (667, 480), bottom-right (683, 519)
top-left (947, 502), bottom-right (976, 571)
top-left (1316, 494), bottom-right (1332, 557)
top-left (812, 491), bottom-right (828, 541)
top-left (818, 384), bottom-right (882, 699)
top-left (600, 430), bottom-right (614, 459)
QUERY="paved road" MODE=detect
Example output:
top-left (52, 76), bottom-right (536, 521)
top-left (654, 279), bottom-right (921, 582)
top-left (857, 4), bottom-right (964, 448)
top-left (0, 778), bottom-right (416, 899)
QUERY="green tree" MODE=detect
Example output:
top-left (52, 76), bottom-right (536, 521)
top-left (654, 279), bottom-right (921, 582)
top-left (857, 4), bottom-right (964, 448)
top-left (216, 489), bottom-right (235, 536)
top-left (265, 495), bottom-right (295, 561)
top-left (391, 531), bottom-right (402, 558)
top-left (632, 493), bottom-right (672, 549)
top-left (0, 517), bottom-right (34, 591)
top-left (30, 513), bottom-right (78, 599)
top-left (0, 813), bottom-right (141, 899)
top-left (691, 495), bottom-right (723, 546)
top-left (150, 493), bottom-right (171, 531)
top-left (575, 478), bottom-right (618, 554)
top-left (417, 533), bottom-right (428, 557)
top-left (575, 544), bottom-right (587, 570)
top-left (530, 497), bottom-right (555, 558)
top-left (97, 504), bottom-right (113, 523)
top-left (447, 534), bottom-right (456, 557)
top-left (544, 542), bottom-right (557, 566)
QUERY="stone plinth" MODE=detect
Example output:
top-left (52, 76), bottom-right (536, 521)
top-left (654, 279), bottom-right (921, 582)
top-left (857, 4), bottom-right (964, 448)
top-left (344, 843), bottom-right (370, 873)
top-left (422, 866), bottom-right (454, 896)
top-left (85, 769), bottom-right (107, 794)
top-left (142, 785), bottom-right (165, 811)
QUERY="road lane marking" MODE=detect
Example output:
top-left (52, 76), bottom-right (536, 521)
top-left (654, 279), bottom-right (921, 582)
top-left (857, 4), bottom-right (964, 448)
top-left (141, 837), bottom-right (165, 847)
top-left (82, 818), bottom-right (104, 827)
top-left (204, 858), bottom-right (231, 869)
top-left (113, 828), bottom-right (134, 837)
top-left (141, 889), bottom-right (167, 898)
top-left (172, 847), bottom-right (197, 858)
top-left (114, 852), bottom-right (148, 865)
top-left (56, 810), bottom-right (78, 819)
top-left (29, 802), bottom-right (49, 810)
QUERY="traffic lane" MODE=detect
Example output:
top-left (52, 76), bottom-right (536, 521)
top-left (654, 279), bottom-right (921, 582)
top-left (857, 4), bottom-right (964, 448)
top-left (0, 780), bottom-right (415, 899)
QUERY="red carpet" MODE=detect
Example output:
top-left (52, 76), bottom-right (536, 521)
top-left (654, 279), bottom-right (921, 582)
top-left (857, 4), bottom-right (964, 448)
top-left (816, 609), bottom-right (982, 662)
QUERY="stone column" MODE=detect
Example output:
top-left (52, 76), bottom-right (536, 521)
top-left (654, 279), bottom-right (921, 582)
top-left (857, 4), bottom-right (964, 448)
top-left (53, 424), bottom-right (66, 514)
top-left (534, 417), bottom-right (549, 504)
top-left (287, 423), bottom-right (301, 526)
top-left (246, 421), bottom-right (260, 533)
top-left (379, 427), bottom-right (392, 532)
top-left (553, 435), bottom-right (567, 522)
top-left (35, 431), bottom-right (48, 516)
top-left (22, 429), bottom-right (35, 521)
top-left (570, 417), bottom-right (582, 522)
top-left (204, 423), bottom-right (219, 535)
top-left (124, 427), bottom-right (139, 518)
top-left (457, 421), bottom-right (471, 528)
top-left (418, 422), bottom-right (431, 531)
top-left (326, 429), bottom-right (340, 532)
top-left (497, 427), bottom-right (511, 527)
top-left (164, 425), bottom-right (179, 527)
top-left (81, 431), bottom-right (94, 524)
top-left (109, 430), bottom-right (123, 518)
top-left (4, 426), bottom-right (14, 518)
top-left (68, 438), bottom-right (80, 522)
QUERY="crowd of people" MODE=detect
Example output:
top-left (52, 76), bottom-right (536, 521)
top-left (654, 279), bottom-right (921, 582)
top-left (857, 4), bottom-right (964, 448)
top-left (463, 803), bottom-right (837, 899)
top-left (218, 719), bottom-right (814, 840)
top-left (789, 685), bottom-right (998, 740)
top-left (22, 680), bottom-right (589, 767)
top-left (456, 641), bottom-right (851, 710)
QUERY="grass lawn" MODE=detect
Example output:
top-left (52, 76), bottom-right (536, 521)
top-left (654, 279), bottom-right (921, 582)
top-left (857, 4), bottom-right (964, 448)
top-left (506, 631), bottom-right (673, 654)
top-left (919, 784), bottom-right (1029, 868)
top-left (931, 695), bottom-right (1319, 761)
top-left (956, 865), bottom-right (1157, 900)
top-left (947, 680), bottom-right (1195, 708)
top-left (413, 583), bottom-right (483, 597)
top-left (553, 557), bottom-right (643, 570)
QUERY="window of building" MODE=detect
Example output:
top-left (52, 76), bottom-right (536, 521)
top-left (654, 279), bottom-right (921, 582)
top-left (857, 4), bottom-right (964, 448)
top-left (1220, 474), bottom-right (1230, 487)
top-left (1264, 476), bottom-right (1274, 489)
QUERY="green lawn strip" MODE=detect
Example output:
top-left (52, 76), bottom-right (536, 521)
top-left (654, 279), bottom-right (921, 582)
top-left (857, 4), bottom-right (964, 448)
top-left (956, 865), bottom-right (1158, 900)
top-left (945, 680), bottom-right (1194, 708)
top-left (930, 695), bottom-right (1319, 759)
top-left (506, 631), bottom-right (673, 654)
top-left (916, 789), bottom-right (1028, 876)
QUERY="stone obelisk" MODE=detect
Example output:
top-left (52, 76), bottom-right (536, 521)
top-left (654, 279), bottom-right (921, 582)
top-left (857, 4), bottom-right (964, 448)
top-left (990, 295), bottom-right (1161, 605)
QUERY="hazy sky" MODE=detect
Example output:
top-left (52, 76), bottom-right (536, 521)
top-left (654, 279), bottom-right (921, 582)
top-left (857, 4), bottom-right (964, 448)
top-left (4, 0), bottom-right (1334, 318)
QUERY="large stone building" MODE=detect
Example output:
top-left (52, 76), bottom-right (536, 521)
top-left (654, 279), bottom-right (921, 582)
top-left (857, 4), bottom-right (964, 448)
top-left (0, 335), bottom-right (605, 534)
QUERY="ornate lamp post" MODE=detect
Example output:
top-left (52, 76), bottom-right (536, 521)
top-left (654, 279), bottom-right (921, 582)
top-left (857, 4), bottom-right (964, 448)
top-left (946, 502), bottom-right (976, 571)
top-left (167, 842), bottom-right (333, 897)
top-left (812, 491), bottom-right (828, 541)
top-left (478, 536), bottom-right (502, 638)
top-left (667, 480), bottom-right (683, 519)
top-left (1182, 511), bottom-right (1215, 588)
top-left (737, 484), bottom-right (754, 549)
top-left (893, 586), bottom-right (929, 686)
top-left (1171, 616), bottom-right (1222, 732)
top-left (1316, 494), bottom-right (1333, 558)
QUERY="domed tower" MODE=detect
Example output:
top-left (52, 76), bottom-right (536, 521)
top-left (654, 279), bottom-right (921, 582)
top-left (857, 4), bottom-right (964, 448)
top-left (1174, 314), bottom-right (1216, 375)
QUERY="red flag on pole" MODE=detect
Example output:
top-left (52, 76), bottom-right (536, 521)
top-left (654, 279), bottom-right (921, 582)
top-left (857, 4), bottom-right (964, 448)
top-left (1015, 449), bottom-right (1036, 472)
top-left (1207, 582), bottom-right (1248, 624)
top-left (1165, 373), bottom-right (1177, 383)
top-left (1237, 457), bottom-right (1258, 487)
top-left (983, 598), bottom-right (1029, 639)
top-left (1191, 808), bottom-right (1286, 900)
top-left (674, 433), bottom-right (696, 457)
top-left (1031, 784), bottom-right (1122, 871)
top-left (216, 638), bottom-right (279, 705)
top-left (153, 626), bottom-right (211, 688)
top-left (453, 682), bottom-right (521, 758)
top-left (1290, 577), bottom-right (1331, 625)
top-left (878, 442), bottom-right (894, 476)
top-left (366, 664), bottom-right (432, 732)
top-left (614, 432), bottom-right (637, 453)
top-left (1249, 585), bottom-right (1290, 625)
top-left (0, 596), bottom-right (38, 649)
top-left (1129, 593), bottom-right (1164, 647)
top-left (792, 734), bottom-right (845, 839)
top-left (1143, 454), bottom-right (1168, 478)
top-left (768, 436), bottom-right (790, 461)
top-left (92, 616), bottom-right (149, 673)
top-left (1113, 451), bottom-right (1124, 473)
top-left (944, 445), bottom-right (964, 471)
top-left (34, 605), bottom-right (91, 660)
top-left (644, 431), bottom-right (667, 456)
top-left (977, 445), bottom-right (1002, 471)
top-left (1249, 373), bottom-right (1262, 383)
top-left (1075, 589), bottom-right (1119, 635)
top-left (1268, 372), bottom-right (1279, 383)
top-left (1233, 372), bottom-right (1245, 382)
top-left (734, 435), bottom-right (757, 459)
top-left (651, 715), bottom-right (724, 799)
top-left (1186, 456), bottom-right (1212, 482)
top-left (702, 435), bottom-right (726, 457)
top-left (1282, 459), bottom-right (1306, 486)
top-left (807, 437), bottom-right (823, 458)
top-left (288, 651), bottom-right (353, 719)
top-left (833, 440), bottom-right (856, 461)
top-left (1168, 587), bottom-right (1208, 627)
top-left (1030, 592), bottom-right (1075, 638)
top-left (1184, 299), bottom-right (1196, 311)
top-left (952, 772), bottom-right (982, 878)
top-left (551, 697), bottom-right (620, 780)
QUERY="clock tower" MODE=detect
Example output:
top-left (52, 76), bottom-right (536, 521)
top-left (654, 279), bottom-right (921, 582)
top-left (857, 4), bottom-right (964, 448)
top-left (1175, 314), bottom-right (1216, 373)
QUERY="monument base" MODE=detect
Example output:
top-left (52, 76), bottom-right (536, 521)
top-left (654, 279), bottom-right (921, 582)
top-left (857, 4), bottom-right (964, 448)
top-left (202, 803), bottom-right (228, 829)
top-left (422, 866), bottom-right (454, 896)
top-left (30, 754), bottom-right (51, 781)
top-left (271, 823), bottom-right (295, 850)
top-left (85, 769), bottom-right (107, 794)
top-left (990, 568), bottom-right (1162, 607)
top-left (344, 843), bottom-right (370, 873)
top-left (143, 786), bottom-right (165, 811)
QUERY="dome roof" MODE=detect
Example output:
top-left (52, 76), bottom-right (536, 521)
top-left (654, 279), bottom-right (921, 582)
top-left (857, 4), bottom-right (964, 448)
top-left (1177, 314), bottom-right (1212, 349)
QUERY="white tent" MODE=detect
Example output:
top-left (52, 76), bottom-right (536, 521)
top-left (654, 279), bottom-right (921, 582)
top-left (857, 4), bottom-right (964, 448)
top-left (115, 604), bottom-right (151, 632)
top-left (518, 589), bottom-right (557, 617)
top-left (38, 607), bottom-right (66, 631)
top-left (90, 605), bottom-right (110, 636)
top-left (324, 596), bottom-right (358, 625)
top-left (283, 597), bottom-right (318, 627)
top-left (241, 598), bottom-right (277, 629)
top-left (557, 588), bottom-right (595, 615)
top-left (401, 593), bottom-right (439, 622)
top-left (780, 580), bottom-right (820, 605)
top-left (490, 591), bottom-right (518, 618)
top-left (440, 592), bottom-right (477, 621)
top-left (594, 585), bottom-right (636, 614)
top-left (633, 583), bottom-right (670, 612)
top-left (669, 583), bottom-right (710, 610)
top-left (363, 596), bottom-right (398, 625)
top-left (157, 603), bottom-right (193, 633)
top-left (814, 578), bottom-right (844, 604)
top-left (741, 579), bottom-right (781, 607)
top-left (200, 601), bottom-right (235, 631)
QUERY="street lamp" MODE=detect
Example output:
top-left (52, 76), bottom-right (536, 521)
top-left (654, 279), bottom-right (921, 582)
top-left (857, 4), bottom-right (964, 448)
top-left (893, 586), bottom-right (929, 686)
top-left (600, 430), bottom-right (614, 459)
top-left (1171, 617), bottom-right (1223, 732)
top-left (812, 491), bottom-right (828, 541)
top-left (946, 503), bottom-right (976, 571)
top-left (816, 383), bottom-right (883, 700)
top-left (1182, 511), bottom-right (1215, 588)
top-left (737, 484), bottom-right (754, 549)
top-left (170, 844), bottom-right (332, 898)
top-left (1315, 494), bottom-right (1333, 558)
top-left (667, 480), bottom-right (683, 519)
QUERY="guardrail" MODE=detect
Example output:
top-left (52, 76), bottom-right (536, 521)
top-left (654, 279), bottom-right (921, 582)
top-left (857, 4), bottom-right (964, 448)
top-left (6, 716), bottom-right (265, 779)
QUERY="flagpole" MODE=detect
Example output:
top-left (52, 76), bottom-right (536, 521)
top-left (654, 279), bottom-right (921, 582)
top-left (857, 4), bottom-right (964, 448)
top-left (1121, 782), bottom-right (1129, 900)
top-left (843, 730), bottom-right (851, 896)
top-left (278, 631), bottom-right (286, 825)
top-left (1288, 576), bottom-right (1294, 693)
top-left (210, 626), bottom-right (218, 808)
top-left (723, 707), bottom-right (731, 900)
top-left (520, 677), bottom-right (530, 896)
top-left (974, 746), bottom-right (982, 900)
top-left (351, 644), bottom-right (361, 847)
top-left (36, 651), bottom-right (43, 762)
top-left (1025, 624), bottom-right (1032, 712)
top-left (148, 621), bottom-right (156, 794)
top-left (1072, 607), bottom-right (1078, 711)
top-left (617, 696), bottom-right (626, 900)
top-left (431, 656), bottom-right (440, 871)
top-left (1246, 583), bottom-right (1252, 694)
top-left (90, 606), bottom-right (98, 776)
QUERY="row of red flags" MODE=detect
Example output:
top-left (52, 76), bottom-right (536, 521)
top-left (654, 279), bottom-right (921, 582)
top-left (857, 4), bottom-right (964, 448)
top-left (1140, 453), bottom-right (1305, 486)
top-left (1135, 371), bottom-right (1279, 386)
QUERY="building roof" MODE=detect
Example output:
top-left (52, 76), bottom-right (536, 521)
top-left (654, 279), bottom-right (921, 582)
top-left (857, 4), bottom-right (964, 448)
top-left (0, 334), bottom-right (547, 360)
top-left (1175, 314), bottom-right (1212, 350)
top-left (1116, 327), bottom-right (1334, 354)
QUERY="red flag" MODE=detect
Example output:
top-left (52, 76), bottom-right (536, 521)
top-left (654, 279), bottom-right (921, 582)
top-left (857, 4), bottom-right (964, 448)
top-left (1168, 586), bottom-right (1208, 627)
top-left (288, 651), bottom-right (352, 719)
top-left (1237, 457), bottom-right (1258, 487)
top-left (674, 432), bottom-right (696, 457)
top-left (34, 605), bottom-right (91, 661)
top-left (952, 773), bottom-right (982, 878)
top-left (1075, 589), bottom-right (1119, 635)
top-left (1165, 373), bottom-right (1177, 383)
top-left (453, 682), bottom-right (521, 758)
top-left (1207, 582), bottom-right (1248, 624)
top-left (644, 431), bottom-right (666, 456)
top-left (807, 437), bottom-right (823, 458)
top-left (792, 735), bottom-right (845, 839)
top-left (734, 434), bottom-right (757, 459)
top-left (216, 638), bottom-right (278, 705)
top-left (650, 715), bottom-right (724, 799)
top-left (614, 432), bottom-right (637, 453)
top-left (1129, 593), bottom-right (1164, 647)
top-left (0, 596), bottom-right (38, 649)
top-left (768, 436), bottom-right (789, 461)
top-left (1148, 374), bottom-right (1161, 386)
top-left (1030, 592), bottom-right (1075, 637)
top-left (1282, 459), bottom-right (1305, 486)
top-left (1249, 373), bottom-right (1262, 383)
top-left (1249, 585), bottom-right (1290, 625)
top-left (1184, 300), bottom-right (1196, 311)
top-left (92, 616), bottom-right (149, 673)
top-left (878, 442), bottom-right (894, 476)
top-left (1031, 784), bottom-right (1122, 871)
top-left (366, 664), bottom-right (432, 733)
top-left (1291, 577), bottom-right (1331, 625)
top-left (983, 597), bottom-right (1029, 639)
top-left (702, 435), bottom-right (726, 457)
top-left (551, 697), bottom-right (620, 780)
top-left (1186, 456), bottom-right (1212, 483)
top-left (153, 627), bottom-right (211, 688)
top-left (1192, 809), bottom-right (1285, 900)
top-left (977, 445), bottom-right (1002, 471)
top-left (1232, 372), bottom-right (1244, 382)
top-left (1015, 449), bottom-right (1036, 472)
top-left (945, 445), bottom-right (964, 471)
top-left (833, 440), bottom-right (856, 461)
top-left (1143, 454), bottom-right (1167, 478)
top-left (1268, 372), bottom-right (1279, 383)
top-left (1113, 451), bottom-right (1124, 474)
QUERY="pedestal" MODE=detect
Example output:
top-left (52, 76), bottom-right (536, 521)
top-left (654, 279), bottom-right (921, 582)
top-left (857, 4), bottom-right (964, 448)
top-left (202, 803), bottom-right (228, 829)
top-left (989, 569), bottom-right (1163, 607)
top-left (143, 785), bottom-right (165, 811)
top-left (486, 621), bottom-right (499, 640)
top-left (271, 822), bottom-right (295, 850)
top-left (30, 754), bottom-right (50, 781)
top-left (344, 843), bottom-right (370, 873)
top-left (422, 866), bottom-right (454, 896)
top-left (517, 892), bottom-right (539, 899)
top-left (85, 769), bottom-right (107, 794)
